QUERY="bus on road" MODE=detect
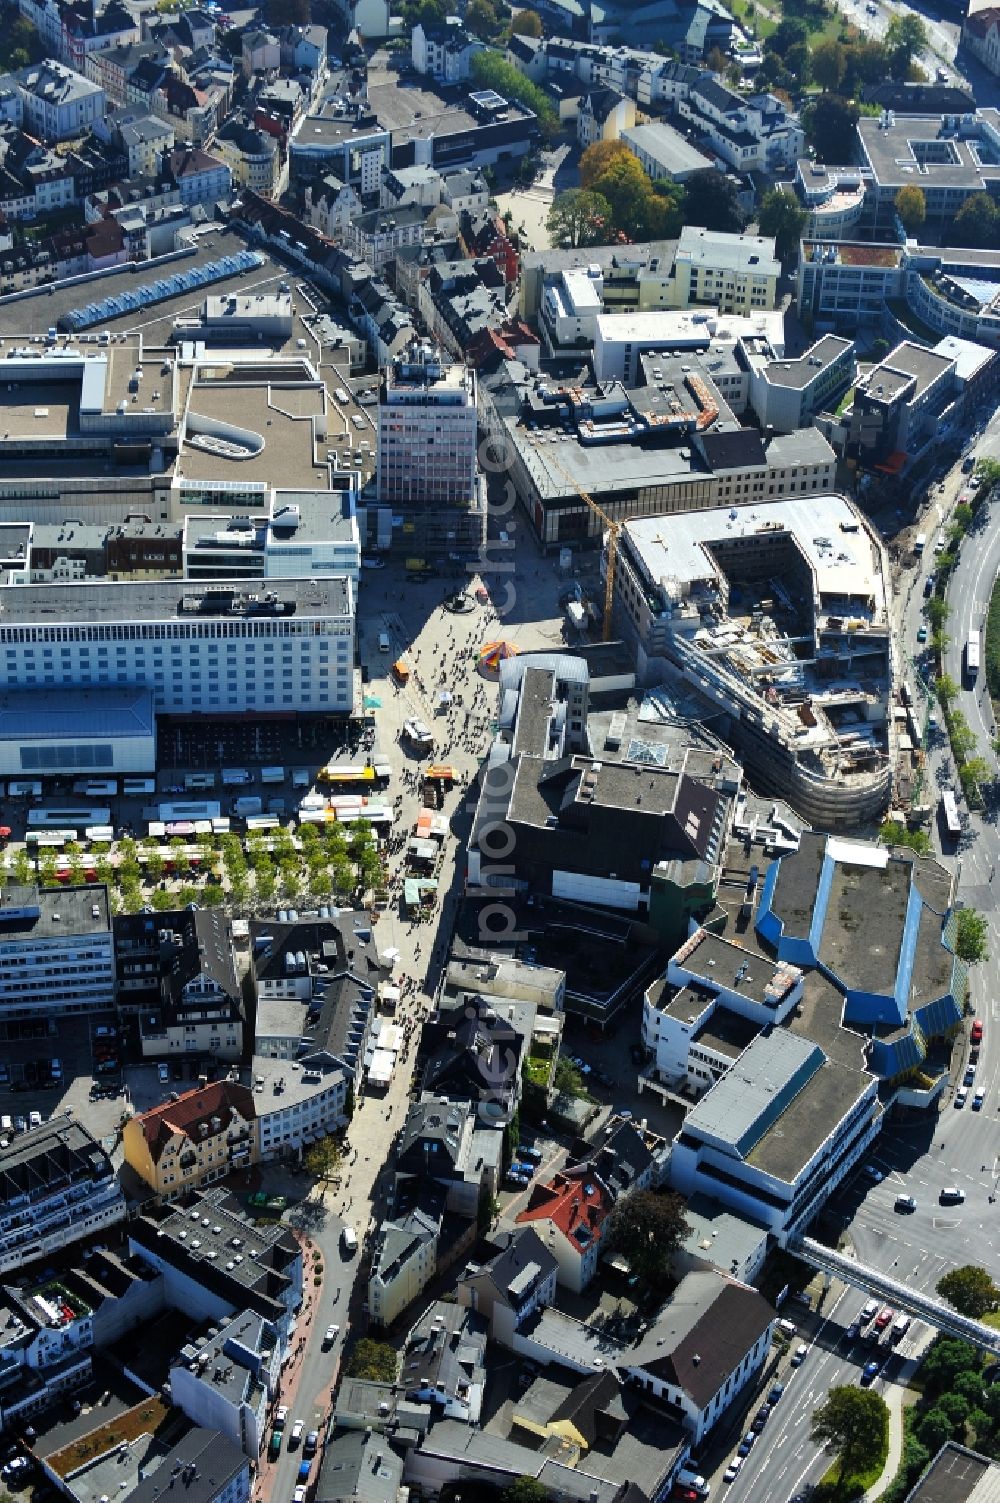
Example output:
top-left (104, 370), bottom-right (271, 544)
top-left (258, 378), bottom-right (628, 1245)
top-left (941, 789), bottom-right (961, 840)
top-left (966, 629), bottom-right (981, 680)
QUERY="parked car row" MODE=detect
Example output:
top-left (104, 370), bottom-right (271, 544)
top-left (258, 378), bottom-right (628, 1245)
top-left (723, 1380), bottom-right (789, 1481)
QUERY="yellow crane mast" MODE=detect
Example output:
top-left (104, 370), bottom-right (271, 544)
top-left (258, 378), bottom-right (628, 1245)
top-left (547, 451), bottom-right (620, 641)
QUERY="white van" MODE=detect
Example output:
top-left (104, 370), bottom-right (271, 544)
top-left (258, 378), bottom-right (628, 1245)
top-left (677, 1469), bottom-right (710, 1497)
top-left (341, 1225), bottom-right (358, 1254)
top-left (378, 632), bottom-right (390, 652)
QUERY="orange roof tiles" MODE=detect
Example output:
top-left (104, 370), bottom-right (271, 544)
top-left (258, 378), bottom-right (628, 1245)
top-left (137, 1079), bottom-right (255, 1163)
top-left (515, 1168), bottom-right (614, 1249)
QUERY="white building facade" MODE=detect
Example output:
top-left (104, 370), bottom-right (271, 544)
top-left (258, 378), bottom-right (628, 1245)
top-left (0, 576), bottom-right (355, 717)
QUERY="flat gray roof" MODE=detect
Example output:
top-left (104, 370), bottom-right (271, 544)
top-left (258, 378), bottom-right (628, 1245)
top-left (858, 114), bottom-right (1000, 191)
top-left (0, 229), bottom-right (255, 340)
top-left (0, 576), bottom-right (351, 624)
top-left (624, 492), bottom-right (879, 606)
top-left (747, 1051), bottom-right (873, 1179)
top-left (622, 121), bottom-right (714, 175)
top-left (684, 1028), bottom-right (823, 1156)
top-left (763, 334), bottom-right (853, 389)
top-left (0, 883), bottom-right (111, 938)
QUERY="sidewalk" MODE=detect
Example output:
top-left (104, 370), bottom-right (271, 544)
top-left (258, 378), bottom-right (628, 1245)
top-left (865, 1328), bottom-right (935, 1503)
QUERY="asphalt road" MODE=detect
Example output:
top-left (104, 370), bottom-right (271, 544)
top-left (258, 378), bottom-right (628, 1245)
top-left (725, 419), bottom-right (1000, 1498)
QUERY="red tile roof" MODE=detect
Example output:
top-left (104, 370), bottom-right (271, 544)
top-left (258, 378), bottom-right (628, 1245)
top-left (137, 1079), bottom-right (255, 1163)
top-left (515, 1167), bottom-right (614, 1252)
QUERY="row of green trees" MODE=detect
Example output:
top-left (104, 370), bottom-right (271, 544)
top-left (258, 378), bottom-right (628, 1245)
top-left (3, 818), bottom-right (385, 917)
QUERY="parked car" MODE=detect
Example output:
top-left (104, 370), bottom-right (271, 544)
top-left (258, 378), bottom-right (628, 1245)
top-left (723, 1460), bottom-right (743, 1484)
top-left (956, 1088), bottom-right (968, 1108)
top-left (845, 1322), bottom-right (861, 1341)
top-left (752, 1405), bottom-right (771, 1431)
top-left (274, 1407), bottom-right (289, 1430)
top-left (874, 1307), bottom-right (895, 1330)
top-left (862, 1164), bottom-right (884, 1182)
top-left (768, 1382), bottom-right (785, 1404)
top-left (791, 1343), bottom-right (809, 1366)
top-left (964, 1064), bottom-right (976, 1087)
top-left (737, 1433), bottom-right (756, 1458)
top-left (894, 1194), bottom-right (916, 1212)
top-left (971, 1018), bottom-right (984, 1045)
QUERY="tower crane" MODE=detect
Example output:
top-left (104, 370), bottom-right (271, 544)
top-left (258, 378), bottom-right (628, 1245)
top-left (546, 450), bottom-right (620, 642)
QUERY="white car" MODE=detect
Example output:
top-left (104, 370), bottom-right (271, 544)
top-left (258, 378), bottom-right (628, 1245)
top-left (275, 1406), bottom-right (289, 1428)
top-left (158, 1063), bottom-right (170, 1083)
top-left (723, 1459), bottom-right (744, 1483)
top-left (324, 1324), bottom-right (340, 1346)
top-left (28, 1111), bottom-right (41, 1129)
top-left (293, 1489), bottom-right (307, 1503)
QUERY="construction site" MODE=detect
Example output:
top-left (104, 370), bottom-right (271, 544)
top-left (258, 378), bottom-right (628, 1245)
top-left (608, 494), bottom-right (899, 829)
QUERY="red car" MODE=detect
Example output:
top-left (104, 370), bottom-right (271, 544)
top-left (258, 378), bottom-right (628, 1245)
top-left (875, 1307), bottom-right (894, 1330)
top-left (971, 1019), bottom-right (984, 1045)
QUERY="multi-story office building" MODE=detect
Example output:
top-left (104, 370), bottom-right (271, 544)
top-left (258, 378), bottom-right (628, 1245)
top-left (668, 1029), bottom-right (881, 1244)
top-left (0, 883), bottom-right (114, 1019)
top-left (0, 576), bottom-right (355, 724)
top-left (129, 1186), bottom-right (303, 1342)
top-left (376, 340), bottom-right (482, 552)
top-left (0, 1119), bottom-right (126, 1273)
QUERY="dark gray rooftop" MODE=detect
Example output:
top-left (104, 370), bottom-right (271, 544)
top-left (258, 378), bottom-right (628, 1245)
top-left (899, 1443), bottom-right (994, 1503)
top-left (0, 882), bottom-right (111, 938)
top-left (0, 575), bottom-right (351, 623)
top-left (124, 1428), bottom-right (247, 1503)
top-left (763, 334), bottom-right (853, 390)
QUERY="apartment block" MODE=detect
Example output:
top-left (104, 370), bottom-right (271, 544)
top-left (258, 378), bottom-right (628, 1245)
top-left (671, 225), bottom-right (780, 315)
top-left (170, 1310), bottom-right (282, 1458)
top-left (2, 59), bottom-right (106, 140)
top-left (0, 1119), bottom-right (126, 1274)
top-left (123, 1080), bottom-right (256, 1198)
